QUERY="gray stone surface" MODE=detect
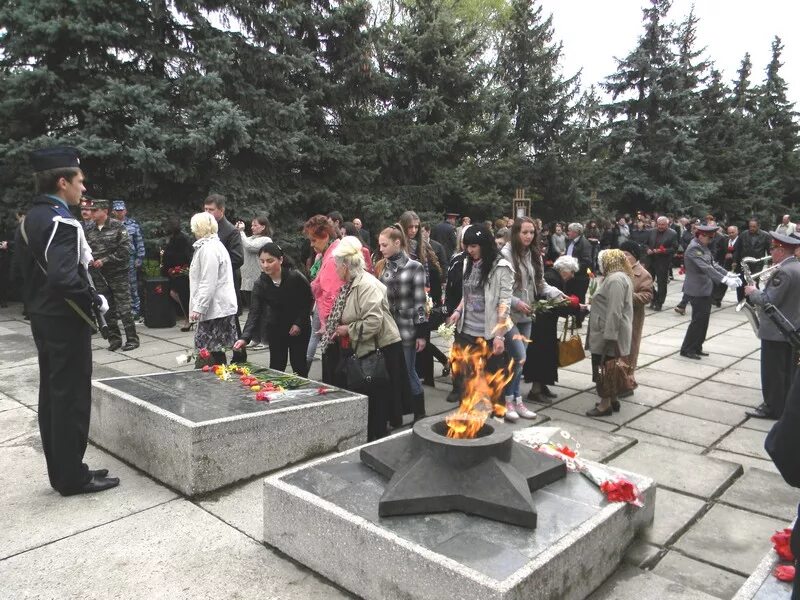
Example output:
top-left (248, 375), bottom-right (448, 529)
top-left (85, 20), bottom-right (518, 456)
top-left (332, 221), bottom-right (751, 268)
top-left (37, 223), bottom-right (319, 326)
top-left (0, 441), bottom-right (177, 559)
top-left (588, 565), bottom-right (719, 600)
top-left (740, 417), bottom-right (777, 433)
top-left (0, 406), bottom-right (37, 444)
top-left (716, 428), bottom-right (771, 461)
top-left (719, 467), bottom-right (798, 520)
top-left (623, 540), bottom-right (662, 568)
top-left (690, 381), bottom-right (763, 407)
top-left (706, 450), bottom-right (780, 476)
top-left (625, 409), bottom-right (733, 447)
top-left (615, 428), bottom-right (706, 454)
top-left (0, 363), bottom-right (41, 406)
top-left (661, 394), bottom-right (749, 426)
top-left (196, 477), bottom-right (265, 542)
top-left (90, 371), bottom-right (368, 495)
top-left (674, 504), bottom-right (786, 575)
top-left (0, 499), bottom-right (346, 599)
top-left (537, 407), bottom-right (619, 433)
top-left (548, 392), bottom-right (651, 427)
top-left (632, 368), bottom-right (702, 393)
top-left (711, 369), bottom-right (763, 390)
top-left (539, 420), bottom-right (636, 462)
top-left (0, 392), bottom-right (19, 413)
top-left (264, 437), bottom-right (656, 600)
top-left (618, 385), bottom-right (676, 408)
top-left (733, 548), bottom-right (794, 600)
top-left (652, 357), bottom-right (723, 379)
top-left (653, 551), bottom-right (747, 600)
top-left (641, 488), bottom-right (706, 546)
top-left (608, 442), bottom-right (742, 498)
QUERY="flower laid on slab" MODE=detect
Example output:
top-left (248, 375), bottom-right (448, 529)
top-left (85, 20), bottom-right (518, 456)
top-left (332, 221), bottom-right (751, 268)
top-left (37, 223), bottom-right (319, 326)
top-left (176, 347), bottom-right (212, 366)
top-left (771, 528), bottom-right (794, 562)
top-left (774, 565), bottom-right (795, 582)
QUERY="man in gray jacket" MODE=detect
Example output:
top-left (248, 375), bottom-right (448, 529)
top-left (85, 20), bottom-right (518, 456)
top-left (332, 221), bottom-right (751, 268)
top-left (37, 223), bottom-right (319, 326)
top-left (744, 232), bottom-right (800, 419)
top-left (679, 225), bottom-right (741, 359)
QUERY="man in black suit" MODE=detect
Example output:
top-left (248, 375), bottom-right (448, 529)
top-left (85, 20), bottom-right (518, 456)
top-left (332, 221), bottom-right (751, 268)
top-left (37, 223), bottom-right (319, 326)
top-left (645, 216), bottom-right (678, 310)
top-left (565, 222), bottom-right (593, 325)
top-left (204, 193), bottom-right (246, 363)
top-left (712, 225), bottom-right (743, 305)
top-left (431, 212), bottom-right (458, 259)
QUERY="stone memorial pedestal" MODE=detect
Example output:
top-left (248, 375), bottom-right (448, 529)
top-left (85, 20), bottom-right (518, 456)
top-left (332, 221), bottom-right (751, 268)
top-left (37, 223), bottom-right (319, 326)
top-left (263, 429), bottom-right (656, 600)
top-left (90, 370), bottom-right (368, 496)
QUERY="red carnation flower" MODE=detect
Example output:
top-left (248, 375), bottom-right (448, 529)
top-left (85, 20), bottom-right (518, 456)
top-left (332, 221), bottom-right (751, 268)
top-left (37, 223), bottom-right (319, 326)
top-left (556, 444), bottom-right (576, 458)
top-left (198, 348), bottom-right (211, 360)
top-left (568, 295), bottom-right (580, 308)
top-left (600, 478), bottom-right (638, 503)
top-left (255, 391), bottom-right (270, 402)
top-left (774, 565), bottom-right (795, 582)
top-left (772, 529), bottom-right (794, 562)
top-left (201, 365), bottom-right (211, 372)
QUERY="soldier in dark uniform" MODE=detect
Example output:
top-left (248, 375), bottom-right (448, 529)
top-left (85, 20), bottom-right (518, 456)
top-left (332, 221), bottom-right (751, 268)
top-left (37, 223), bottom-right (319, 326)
top-left (744, 232), bottom-right (800, 419)
top-left (15, 147), bottom-right (119, 495)
top-left (679, 224), bottom-right (741, 359)
top-left (85, 199), bottom-right (140, 351)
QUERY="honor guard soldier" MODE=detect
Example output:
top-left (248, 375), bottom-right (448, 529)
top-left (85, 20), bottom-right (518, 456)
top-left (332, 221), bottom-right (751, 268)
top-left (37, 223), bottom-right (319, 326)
top-left (85, 199), bottom-right (140, 351)
top-left (679, 224), bottom-right (741, 359)
top-left (15, 147), bottom-right (120, 495)
top-left (743, 232), bottom-right (800, 419)
top-left (111, 200), bottom-right (145, 321)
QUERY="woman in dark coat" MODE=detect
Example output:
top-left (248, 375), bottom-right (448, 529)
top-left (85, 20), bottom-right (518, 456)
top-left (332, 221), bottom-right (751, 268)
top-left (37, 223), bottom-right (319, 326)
top-left (161, 216), bottom-right (193, 330)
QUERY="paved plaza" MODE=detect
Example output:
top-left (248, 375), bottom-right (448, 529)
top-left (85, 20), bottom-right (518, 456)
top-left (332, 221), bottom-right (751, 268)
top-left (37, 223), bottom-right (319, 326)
top-left (0, 276), bottom-right (795, 599)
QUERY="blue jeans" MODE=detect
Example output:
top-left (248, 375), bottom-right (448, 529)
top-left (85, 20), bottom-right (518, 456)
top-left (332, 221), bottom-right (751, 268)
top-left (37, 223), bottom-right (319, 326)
top-left (306, 308), bottom-right (321, 364)
top-left (504, 321), bottom-right (531, 398)
top-left (403, 343), bottom-right (424, 396)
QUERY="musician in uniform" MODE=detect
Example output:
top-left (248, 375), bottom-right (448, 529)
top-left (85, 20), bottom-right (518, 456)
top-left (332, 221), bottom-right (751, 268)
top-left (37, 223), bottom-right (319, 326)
top-left (744, 232), bottom-right (800, 419)
top-left (15, 147), bottom-right (120, 496)
top-left (679, 224), bottom-right (741, 359)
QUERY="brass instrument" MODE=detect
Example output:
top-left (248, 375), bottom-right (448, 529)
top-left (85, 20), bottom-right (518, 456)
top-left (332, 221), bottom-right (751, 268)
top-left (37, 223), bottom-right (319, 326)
top-left (736, 257), bottom-right (780, 335)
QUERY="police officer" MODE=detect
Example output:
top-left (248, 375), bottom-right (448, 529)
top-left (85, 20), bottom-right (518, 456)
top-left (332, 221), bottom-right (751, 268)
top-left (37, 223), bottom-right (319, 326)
top-left (743, 232), bottom-right (800, 419)
top-left (86, 199), bottom-right (140, 351)
top-left (111, 200), bottom-right (145, 321)
top-left (679, 224), bottom-right (741, 359)
top-left (15, 147), bottom-right (119, 495)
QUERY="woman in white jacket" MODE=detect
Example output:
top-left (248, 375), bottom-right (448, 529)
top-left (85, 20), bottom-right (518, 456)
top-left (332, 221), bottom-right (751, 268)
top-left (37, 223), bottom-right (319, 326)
top-left (189, 213), bottom-right (239, 366)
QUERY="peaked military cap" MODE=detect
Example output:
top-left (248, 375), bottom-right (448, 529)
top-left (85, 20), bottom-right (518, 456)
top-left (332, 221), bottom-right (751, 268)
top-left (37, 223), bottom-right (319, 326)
top-left (30, 146), bottom-right (80, 172)
top-left (770, 231), bottom-right (800, 248)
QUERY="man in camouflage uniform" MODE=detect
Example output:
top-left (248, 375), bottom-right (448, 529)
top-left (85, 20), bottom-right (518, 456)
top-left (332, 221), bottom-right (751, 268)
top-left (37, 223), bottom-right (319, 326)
top-left (111, 199), bottom-right (145, 320)
top-left (86, 199), bottom-right (140, 351)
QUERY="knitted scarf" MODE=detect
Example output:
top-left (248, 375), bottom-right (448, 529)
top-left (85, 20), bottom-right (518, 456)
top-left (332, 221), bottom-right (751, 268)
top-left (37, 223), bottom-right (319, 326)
top-left (319, 280), bottom-right (353, 354)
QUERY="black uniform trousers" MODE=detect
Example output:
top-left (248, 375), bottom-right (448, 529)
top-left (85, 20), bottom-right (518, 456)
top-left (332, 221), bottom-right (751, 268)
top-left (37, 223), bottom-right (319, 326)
top-left (761, 339), bottom-right (797, 418)
top-left (649, 255), bottom-right (671, 307)
top-left (30, 314), bottom-right (92, 493)
top-left (680, 295), bottom-right (711, 354)
top-left (267, 326), bottom-right (311, 377)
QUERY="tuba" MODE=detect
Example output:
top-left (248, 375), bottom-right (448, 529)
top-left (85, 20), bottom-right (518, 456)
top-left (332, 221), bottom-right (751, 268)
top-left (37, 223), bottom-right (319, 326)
top-left (736, 257), bottom-right (780, 335)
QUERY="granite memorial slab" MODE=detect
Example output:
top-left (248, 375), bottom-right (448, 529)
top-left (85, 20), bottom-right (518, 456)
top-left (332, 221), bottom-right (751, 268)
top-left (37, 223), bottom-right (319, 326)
top-left (263, 429), bottom-right (656, 600)
top-left (90, 369), bottom-right (368, 495)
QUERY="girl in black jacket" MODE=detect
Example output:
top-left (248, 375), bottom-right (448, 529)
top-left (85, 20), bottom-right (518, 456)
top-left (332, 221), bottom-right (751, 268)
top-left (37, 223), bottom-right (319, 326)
top-left (234, 243), bottom-right (313, 377)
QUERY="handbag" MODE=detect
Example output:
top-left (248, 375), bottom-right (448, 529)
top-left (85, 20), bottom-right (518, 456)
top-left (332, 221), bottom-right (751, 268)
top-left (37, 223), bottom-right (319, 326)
top-left (345, 323), bottom-right (390, 391)
top-left (558, 317), bottom-right (585, 367)
top-left (596, 345), bottom-right (636, 398)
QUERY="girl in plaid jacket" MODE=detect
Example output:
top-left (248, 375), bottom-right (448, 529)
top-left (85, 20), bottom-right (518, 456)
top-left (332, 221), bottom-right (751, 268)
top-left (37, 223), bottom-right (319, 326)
top-left (375, 225), bottom-right (429, 420)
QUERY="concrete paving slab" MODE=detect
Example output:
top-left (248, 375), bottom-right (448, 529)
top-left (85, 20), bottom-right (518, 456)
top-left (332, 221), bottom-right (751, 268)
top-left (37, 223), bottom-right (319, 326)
top-left (718, 467), bottom-right (798, 521)
top-left (197, 477), bottom-right (264, 541)
top-left (0, 406), bottom-right (37, 444)
top-left (0, 442), bottom-right (178, 559)
top-left (653, 550), bottom-right (747, 600)
top-left (0, 363), bottom-right (41, 406)
top-left (711, 369), bottom-right (763, 390)
top-left (632, 368), bottom-right (702, 393)
top-left (689, 381), bottom-right (763, 407)
top-left (740, 417), bottom-right (777, 433)
top-left (702, 338), bottom-right (760, 358)
top-left (672, 352), bottom-right (741, 369)
top-left (641, 488), bottom-right (706, 546)
top-left (661, 394), bottom-right (749, 426)
top-left (102, 359), bottom-right (168, 376)
top-left (119, 339), bottom-right (187, 360)
top-left (615, 428), bottom-right (706, 455)
top-left (674, 504), bottom-right (786, 575)
top-left (536, 407), bottom-right (619, 432)
top-left (623, 540), bottom-right (662, 568)
top-left (732, 358), bottom-right (761, 374)
top-left (91, 348), bottom-right (131, 365)
top-left (552, 368), bottom-right (595, 391)
top-left (608, 442), bottom-right (741, 498)
top-left (621, 385), bottom-right (676, 408)
top-left (0, 499), bottom-right (346, 599)
top-left (716, 428), bottom-right (771, 461)
top-left (588, 565), bottom-right (719, 600)
top-left (706, 450), bottom-right (780, 476)
top-left (0, 392), bottom-right (20, 413)
top-left (548, 392), bottom-right (651, 427)
top-left (634, 353), bottom-right (662, 367)
top-left (651, 357), bottom-right (724, 380)
top-left (542, 420), bottom-right (636, 462)
top-left (625, 409), bottom-right (733, 447)
top-left (138, 350), bottom-right (200, 370)
top-left (636, 342), bottom-right (678, 357)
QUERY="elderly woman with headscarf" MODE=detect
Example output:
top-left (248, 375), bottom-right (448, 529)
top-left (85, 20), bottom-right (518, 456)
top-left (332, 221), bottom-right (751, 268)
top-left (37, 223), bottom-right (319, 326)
top-left (585, 249), bottom-right (634, 417)
top-left (619, 241), bottom-right (654, 395)
top-left (321, 236), bottom-right (411, 441)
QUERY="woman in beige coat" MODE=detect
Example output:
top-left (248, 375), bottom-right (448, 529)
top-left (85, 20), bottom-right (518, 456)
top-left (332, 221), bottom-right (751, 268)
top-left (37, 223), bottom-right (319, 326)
top-left (321, 236), bottom-right (412, 440)
top-left (619, 241), bottom-right (654, 395)
top-left (585, 249), bottom-right (634, 417)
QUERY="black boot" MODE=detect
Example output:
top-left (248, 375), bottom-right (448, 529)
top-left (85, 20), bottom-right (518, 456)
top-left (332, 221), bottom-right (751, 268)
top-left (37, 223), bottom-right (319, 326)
top-left (412, 393), bottom-right (426, 421)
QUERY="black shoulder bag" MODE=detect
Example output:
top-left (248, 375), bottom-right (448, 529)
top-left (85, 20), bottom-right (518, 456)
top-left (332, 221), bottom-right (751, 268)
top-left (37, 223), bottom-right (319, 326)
top-left (345, 322), bottom-right (390, 392)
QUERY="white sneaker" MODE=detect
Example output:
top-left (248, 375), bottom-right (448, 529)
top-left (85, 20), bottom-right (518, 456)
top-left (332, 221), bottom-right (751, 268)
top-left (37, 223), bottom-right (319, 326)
top-left (504, 401), bottom-right (520, 423)
top-left (514, 397), bottom-right (537, 419)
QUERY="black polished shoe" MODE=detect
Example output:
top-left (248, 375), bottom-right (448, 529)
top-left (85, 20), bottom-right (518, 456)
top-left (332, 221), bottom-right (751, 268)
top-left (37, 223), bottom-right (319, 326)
top-left (745, 404), bottom-right (777, 419)
top-left (527, 389), bottom-right (552, 405)
top-left (680, 352), bottom-right (702, 360)
top-left (108, 340), bottom-right (122, 351)
top-left (673, 306), bottom-right (686, 315)
top-left (586, 405), bottom-right (613, 417)
top-left (121, 340), bottom-right (140, 351)
top-left (445, 390), bottom-right (461, 403)
top-left (60, 475), bottom-right (120, 496)
top-left (541, 385), bottom-right (558, 399)
top-left (653, 304), bottom-right (662, 311)
top-left (697, 351), bottom-right (709, 356)
top-left (611, 399), bottom-right (621, 412)
top-left (89, 468), bottom-right (109, 478)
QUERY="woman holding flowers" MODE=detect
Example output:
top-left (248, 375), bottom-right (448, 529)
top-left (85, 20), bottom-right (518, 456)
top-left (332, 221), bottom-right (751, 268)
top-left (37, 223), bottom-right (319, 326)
top-left (233, 243), bottom-right (313, 376)
top-left (188, 213), bottom-right (238, 367)
top-left (236, 215), bottom-right (272, 349)
top-left (500, 217), bottom-right (568, 418)
top-left (322, 236), bottom-right (411, 440)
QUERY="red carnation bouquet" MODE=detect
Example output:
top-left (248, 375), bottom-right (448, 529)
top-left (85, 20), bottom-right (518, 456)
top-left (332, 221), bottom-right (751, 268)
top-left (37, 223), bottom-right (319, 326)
top-left (168, 264), bottom-right (189, 278)
top-left (771, 528), bottom-right (796, 583)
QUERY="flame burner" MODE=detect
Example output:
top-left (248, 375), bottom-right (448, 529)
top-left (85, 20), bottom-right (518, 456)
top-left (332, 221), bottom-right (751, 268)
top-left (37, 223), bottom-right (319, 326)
top-left (360, 416), bottom-right (567, 529)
